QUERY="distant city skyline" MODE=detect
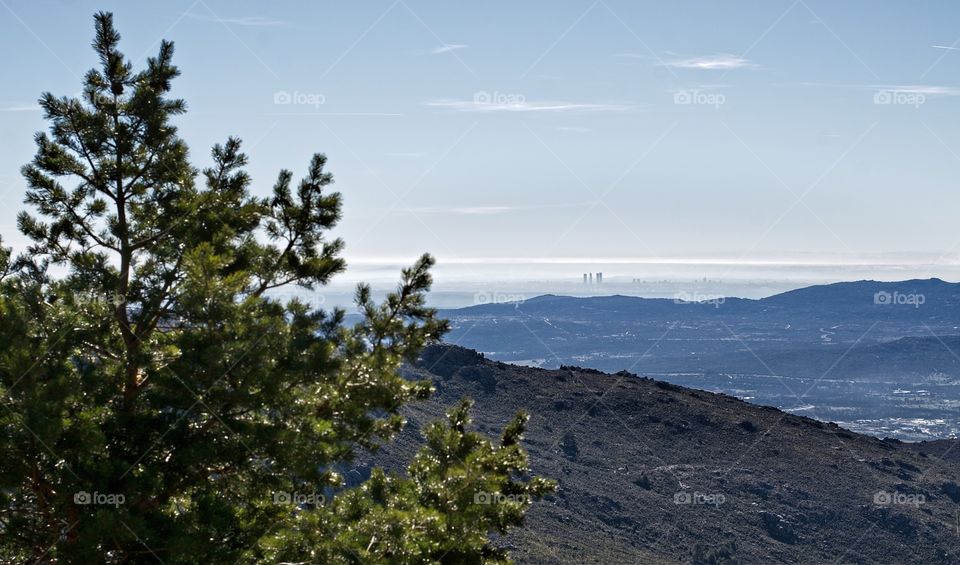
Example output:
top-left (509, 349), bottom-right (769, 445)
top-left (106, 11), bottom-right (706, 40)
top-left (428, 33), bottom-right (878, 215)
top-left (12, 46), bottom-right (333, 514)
top-left (3, 1), bottom-right (960, 282)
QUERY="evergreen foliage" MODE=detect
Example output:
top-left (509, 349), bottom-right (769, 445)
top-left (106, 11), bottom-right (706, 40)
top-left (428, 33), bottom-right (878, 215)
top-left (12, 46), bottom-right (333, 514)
top-left (0, 12), bottom-right (553, 563)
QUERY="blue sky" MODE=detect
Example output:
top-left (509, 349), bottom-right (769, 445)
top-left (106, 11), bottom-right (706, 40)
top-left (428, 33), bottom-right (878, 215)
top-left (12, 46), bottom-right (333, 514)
top-left (3, 0), bottom-right (960, 281)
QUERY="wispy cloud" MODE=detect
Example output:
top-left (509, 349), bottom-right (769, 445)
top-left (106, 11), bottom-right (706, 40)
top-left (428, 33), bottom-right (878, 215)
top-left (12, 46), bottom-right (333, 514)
top-left (664, 54), bottom-right (756, 70)
top-left (452, 206), bottom-right (512, 215)
top-left (409, 201), bottom-right (596, 216)
top-left (386, 152), bottom-right (426, 158)
top-left (183, 12), bottom-right (288, 27)
top-left (424, 98), bottom-right (633, 113)
top-left (410, 205), bottom-right (514, 215)
top-left (931, 45), bottom-right (960, 51)
top-left (872, 84), bottom-right (960, 95)
top-left (431, 43), bottom-right (468, 54)
top-left (788, 82), bottom-right (960, 96)
top-left (0, 104), bottom-right (41, 112)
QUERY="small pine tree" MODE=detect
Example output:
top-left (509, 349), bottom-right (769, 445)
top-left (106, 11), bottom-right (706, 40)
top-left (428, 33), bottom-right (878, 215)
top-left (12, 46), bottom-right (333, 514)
top-left (0, 12), bottom-right (553, 563)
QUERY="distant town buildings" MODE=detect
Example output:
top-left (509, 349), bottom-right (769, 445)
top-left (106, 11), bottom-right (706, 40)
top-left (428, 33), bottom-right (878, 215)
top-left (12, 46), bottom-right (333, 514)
top-left (583, 272), bottom-right (603, 284)
top-left (631, 277), bottom-right (719, 284)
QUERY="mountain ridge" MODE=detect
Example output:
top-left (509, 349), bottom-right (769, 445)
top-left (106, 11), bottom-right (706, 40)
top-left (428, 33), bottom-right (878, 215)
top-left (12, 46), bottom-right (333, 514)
top-left (437, 278), bottom-right (960, 440)
top-left (452, 278), bottom-right (960, 313)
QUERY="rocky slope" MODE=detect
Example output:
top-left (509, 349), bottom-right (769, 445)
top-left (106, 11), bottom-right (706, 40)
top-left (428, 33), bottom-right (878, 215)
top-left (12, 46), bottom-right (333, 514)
top-left (356, 344), bottom-right (960, 564)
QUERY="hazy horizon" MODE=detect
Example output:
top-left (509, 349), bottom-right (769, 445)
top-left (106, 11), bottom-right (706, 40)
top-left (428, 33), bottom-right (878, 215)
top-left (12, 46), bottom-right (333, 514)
top-left (288, 258), bottom-right (960, 309)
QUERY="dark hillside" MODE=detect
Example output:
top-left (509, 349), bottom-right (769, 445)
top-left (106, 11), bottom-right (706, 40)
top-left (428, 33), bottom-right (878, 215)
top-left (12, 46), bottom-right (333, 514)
top-left (357, 344), bottom-right (960, 564)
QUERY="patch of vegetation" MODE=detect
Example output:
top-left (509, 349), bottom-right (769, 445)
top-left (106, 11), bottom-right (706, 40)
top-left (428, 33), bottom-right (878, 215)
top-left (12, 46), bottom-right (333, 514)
top-left (692, 540), bottom-right (740, 564)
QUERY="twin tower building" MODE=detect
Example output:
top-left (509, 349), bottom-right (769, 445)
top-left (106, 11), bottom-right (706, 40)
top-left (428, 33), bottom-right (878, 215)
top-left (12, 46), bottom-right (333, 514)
top-left (583, 272), bottom-right (603, 284)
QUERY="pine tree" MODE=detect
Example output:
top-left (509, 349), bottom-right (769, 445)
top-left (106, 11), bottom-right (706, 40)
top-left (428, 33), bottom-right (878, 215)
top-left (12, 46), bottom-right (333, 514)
top-left (0, 12), bottom-right (553, 563)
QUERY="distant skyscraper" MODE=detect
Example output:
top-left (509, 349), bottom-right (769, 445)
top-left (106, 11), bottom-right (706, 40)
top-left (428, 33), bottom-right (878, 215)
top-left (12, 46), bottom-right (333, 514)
top-left (583, 273), bottom-right (588, 284)
top-left (596, 272), bottom-right (603, 284)
top-left (589, 273), bottom-right (593, 284)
